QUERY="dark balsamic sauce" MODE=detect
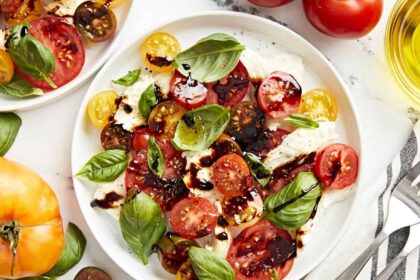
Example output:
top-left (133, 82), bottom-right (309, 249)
top-left (188, 163), bottom-right (214, 191)
top-left (123, 103), bottom-right (133, 113)
top-left (223, 191), bottom-right (255, 217)
top-left (272, 152), bottom-right (316, 179)
top-left (182, 115), bottom-right (195, 127)
top-left (213, 75), bottom-right (249, 104)
top-left (218, 216), bottom-right (229, 227)
top-left (216, 232), bottom-right (228, 241)
top-left (146, 54), bottom-right (172, 67)
top-left (272, 183), bottom-right (319, 213)
top-left (90, 191), bottom-right (123, 209)
top-left (182, 64), bottom-right (191, 71)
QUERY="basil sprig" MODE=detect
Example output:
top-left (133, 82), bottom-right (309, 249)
top-left (284, 113), bottom-right (319, 129)
top-left (76, 149), bottom-right (128, 182)
top-left (112, 69), bottom-right (141, 86)
top-left (119, 191), bottom-right (166, 265)
top-left (7, 24), bottom-right (56, 88)
top-left (0, 74), bottom-right (44, 98)
top-left (172, 104), bottom-right (230, 152)
top-left (0, 113), bottom-right (21, 156)
top-left (264, 172), bottom-right (321, 230)
top-left (147, 136), bottom-right (164, 177)
top-left (189, 247), bottom-right (235, 280)
top-left (244, 153), bottom-right (272, 187)
top-left (173, 33), bottom-right (245, 83)
top-left (139, 84), bottom-right (157, 119)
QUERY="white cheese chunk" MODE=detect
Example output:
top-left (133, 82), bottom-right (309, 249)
top-left (45, 0), bottom-right (86, 22)
top-left (0, 29), bottom-right (10, 51)
top-left (92, 175), bottom-right (126, 219)
top-left (154, 71), bottom-right (173, 97)
top-left (263, 122), bottom-right (337, 171)
top-left (208, 226), bottom-right (233, 258)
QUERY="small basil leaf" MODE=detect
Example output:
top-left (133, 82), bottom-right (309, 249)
top-left (147, 136), bottom-right (164, 177)
top-left (244, 153), bottom-right (272, 187)
top-left (264, 172), bottom-right (321, 230)
top-left (172, 104), bottom-right (230, 152)
top-left (112, 69), bottom-right (141, 86)
top-left (173, 33), bottom-right (245, 83)
top-left (139, 84), bottom-right (157, 119)
top-left (284, 113), bottom-right (319, 129)
top-left (189, 247), bottom-right (235, 280)
top-left (119, 191), bottom-right (166, 265)
top-left (7, 24), bottom-right (56, 88)
top-left (0, 74), bottom-right (44, 98)
top-left (0, 112), bottom-right (22, 156)
top-left (76, 149), bottom-right (128, 182)
top-left (44, 223), bottom-right (86, 277)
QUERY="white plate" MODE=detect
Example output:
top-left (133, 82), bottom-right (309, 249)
top-left (72, 11), bottom-right (363, 280)
top-left (0, 0), bottom-right (133, 112)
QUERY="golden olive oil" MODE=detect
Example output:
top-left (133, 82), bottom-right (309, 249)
top-left (385, 0), bottom-right (420, 105)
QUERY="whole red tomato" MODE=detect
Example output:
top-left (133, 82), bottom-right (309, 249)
top-left (303, 0), bottom-right (383, 39)
top-left (248, 0), bottom-right (294, 7)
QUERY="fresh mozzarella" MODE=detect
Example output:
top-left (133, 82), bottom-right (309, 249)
top-left (114, 74), bottom-right (154, 132)
top-left (45, 0), bottom-right (86, 22)
top-left (263, 122), bottom-right (337, 171)
top-left (0, 29), bottom-right (10, 51)
top-left (183, 149), bottom-right (215, 170)
top-left (240, 48), bottom-right (304, 84)
top-left (91, 175), bottom-right (126, 219)
top-left (296, 218), bottom-right (315, 250)
top-left (154, 71), bottom-right (173, 97)
top-left (208, 226), bottom-right (233, 258)
top-left (319, 185), bottom-right (356, 209)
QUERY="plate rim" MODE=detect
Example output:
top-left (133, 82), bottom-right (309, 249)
top-left (71, 10), bottom-right (364, 279)
top-left (0, 0), bottom-right (134, 112)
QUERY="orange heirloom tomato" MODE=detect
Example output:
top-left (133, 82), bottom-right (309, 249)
top-left (4, 0), bottom-right (42, 26)
top-left (0, 158), bottom-right (64, 279)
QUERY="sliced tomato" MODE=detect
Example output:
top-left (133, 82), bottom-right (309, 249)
top-left (101, 123), bottom-right (132, 152)
top-left (159, 139), bottom-right (186, 180)
top-left (227, 101), bottom-right (264, 142)
top-left (148, 101), bottom-right (186, 140)
top-left (206, 61), bottom-right (249, 107)
top-left (213, 154), bottom-right (252, 199)
top-left (211, 133), bottom-right (242, 159)
top-left (258, 71), bottom-right (302, 118)
top-left (18, 16), bottom-right (85, 90)
top-left (131, 127), bottom-right (153, 151)
top-left (227, 220), bottom-right (296, 280)
top-left (205, 89), bottom-right (218, 105)
top-left (243, 129), bottom-right (289, 157)
top-left (0, 0), bottom-right (21, 13)
top-left (169, 197), bottom-right (218, 240)
top-left (315, 144), bottom-right (358, 189)
top-left (170, 71), bottom-right (208, 108)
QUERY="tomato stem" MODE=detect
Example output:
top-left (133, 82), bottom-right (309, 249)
top-left (0, 220), bottom-right (20, 276)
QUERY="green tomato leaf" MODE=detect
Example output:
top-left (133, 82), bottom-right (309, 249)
top-left (139, 84), bottom-right (158, 119)
top-left (7, 24), bottom-right (57, 88)
top-left (119, 191), bottom-right (166, 265)
top-left (44, 223), bottom-right (86, 277)
top-left (189, 247), bottom-right (235, 280)
top-left (0, 112), bottom-right (22, 156)
top-left (173, 33), bottom-right (245, 83)
top-left (147, 136), bottom-right (164, 177)
top-left (284, 113), bottom-right (319, 129)
top-left (0, 74), bottom-right (44, 98)
top-left (264, 172), bottom-right (321, 230)
top-left (244, 153), bottom-right (272, 187)
top-left (76, 149), bottom-right (128, 182)
top-left (172, 104), bottom-right (230, 152)
top-left (112, 69), bottom-right (141, 86)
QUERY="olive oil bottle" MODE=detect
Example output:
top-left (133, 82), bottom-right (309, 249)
top-left (385, 0), bottom-right (420, 105)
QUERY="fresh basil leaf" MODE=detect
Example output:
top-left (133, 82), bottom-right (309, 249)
top-left (0, 113), bottom-right (22, 156)
top-left (172, 104), bottom-right (230, 152)
top-left (139, 84), bottom-right (157, 118)
top-left (44, 223), bottom-right (86, 277)
top-left (147, 136), bottom-right (164, 177)
top-left (285, 113), bottom-right (319, 129)
top-left (189, 247), bottom-right (235, 280)
top-left (244, 153), bottom-right (272, 187)
top-left (119, 191), bottom-right (166, 265)
top-left (76, 149), bottom-right (128, 182)
top-left (173, 33), bottom-right (245, 83)
top-left (7, 24), bottom-right (56, 88)
top-left (0, 74), bottom-right (44, 98)
top-left (112, 69), bottom-right (141, 86)
top-left (264, 172), bottom-right (321, 230)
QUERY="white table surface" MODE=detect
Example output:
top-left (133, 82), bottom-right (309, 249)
top-left (5, 0), bottom-right (418, 279)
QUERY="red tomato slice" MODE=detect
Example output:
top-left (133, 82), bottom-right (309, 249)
top-left (206, 61), bottom-right (249, 107)
top-left (170, 71), bottom-right (208, 109)
top-left (213, 154), bottom-right (252, 199)
top-left (315, 144), bottom-right (358, 189)
top-left (227, 220), bottom-right (295, 280)
top-left (131, 127), bottom-right (153, 151)
top-left (169, 197), bottom-right (218, 240)
top-left (258, 71), bottom-right (302, 118)
top-left (159, 139), bottom-right (186, 180)
top-left (243, 129), bottom-right (289, 157)
top-left (0, 0), bottom-right (21, 13)
top-left (18, 16), bottom-right (85, 90)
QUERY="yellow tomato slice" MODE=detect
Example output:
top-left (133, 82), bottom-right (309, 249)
top-left (0, 50), bottom-right (14, 84)
top-left (4, 0), bottom-right (42, 26)
top-left (298, 88), bottom-right (338, 121)
top-left (88, 90), bottom-right (119, 128)
top-left (141, 32), bottom-right (181, 72)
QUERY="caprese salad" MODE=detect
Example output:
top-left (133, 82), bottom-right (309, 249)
top-left (0, 0), bottom-right (124, 98)
top-left (76, 31), bottom-right (359, 280)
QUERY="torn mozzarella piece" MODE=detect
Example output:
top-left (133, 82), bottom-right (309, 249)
top-left (45, 0), bottom-right (86, 23)
top-left (91, 175), bottom-right (126, 219)
top-left (207, 226), bottom-right (233, 258)
top-left (153, 71), bottom-right (173, 98)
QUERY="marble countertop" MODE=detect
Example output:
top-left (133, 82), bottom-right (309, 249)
top-left (5, 0), bottom-right (418, 279)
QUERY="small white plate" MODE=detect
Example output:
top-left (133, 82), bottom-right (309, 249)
top-left (0, 0), bottom-right (133, 112)
top-left (72, 11), bottom-right (363, 280)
